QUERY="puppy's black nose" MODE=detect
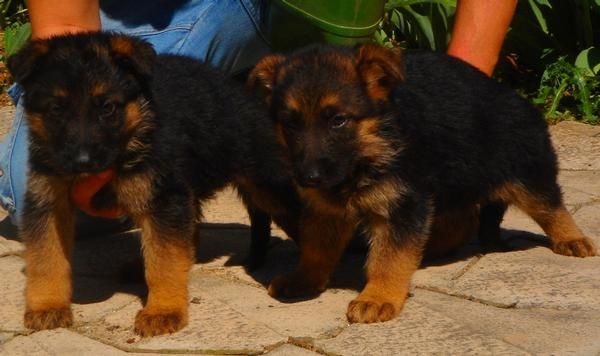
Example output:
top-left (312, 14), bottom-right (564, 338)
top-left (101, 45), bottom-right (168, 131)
top-left (74, 150), bottom-right (92, 171)
top-left (76, 150), bottom-right (90, 165)
top-left (299, 168), bottom-right (322, 187)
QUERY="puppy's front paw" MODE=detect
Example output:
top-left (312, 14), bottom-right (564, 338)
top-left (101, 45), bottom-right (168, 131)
top-left (553, 238), bottom-right (597, 257)
top-left (24, 307), bottom-right (73, 330)
top-left (268, 272), bottom-right (326, 300)
top-left (346, 297), bottom-right (401, 324)
top-left (134, 308), bottom-right (188, 337)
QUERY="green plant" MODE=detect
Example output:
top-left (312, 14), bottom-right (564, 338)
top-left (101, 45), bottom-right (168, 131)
top-left (2, 21), bottom-right (30, 62)
top-left (0, 0), bottom-right (28, 30)
top-left (504, 0), bottom-right (600, 79)
top-left (504, 0), bottom-right (600, 122)
top-left (375, 0), bottom-right (456, 50)
top-left (534, 56), bottom-right (600, 124)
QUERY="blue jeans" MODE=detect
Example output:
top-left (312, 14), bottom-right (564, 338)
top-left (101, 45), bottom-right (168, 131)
top-left (0, 0), bottom-right (270, 225)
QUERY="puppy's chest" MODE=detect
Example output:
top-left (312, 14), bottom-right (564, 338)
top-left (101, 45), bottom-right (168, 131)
top-left (108, 173), bottom-right (155, 214)
top-left (301, 177), bottom-right (405, 221)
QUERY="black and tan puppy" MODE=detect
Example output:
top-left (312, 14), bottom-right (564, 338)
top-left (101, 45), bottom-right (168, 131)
top-left (8, 32), bottom-right (300, 336)
top-left (249, 44), bottom-right (598, 324)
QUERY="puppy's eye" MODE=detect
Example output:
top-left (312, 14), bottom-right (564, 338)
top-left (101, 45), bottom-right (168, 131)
top-left (100, 101), bottom-right (115, 118)
top-left (329, 114), bottom-right (348, 129)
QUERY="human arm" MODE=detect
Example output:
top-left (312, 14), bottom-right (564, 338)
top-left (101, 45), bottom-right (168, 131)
top-left (447, 0), bottom-right (517, 76)
top-left (29, 0), bottom-right (100, 39)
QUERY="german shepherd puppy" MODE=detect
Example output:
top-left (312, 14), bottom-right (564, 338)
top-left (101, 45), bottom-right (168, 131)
top-left (248, 44), bottom-right (598, 324)
top-left (8, 32), bottom-right (300, 336)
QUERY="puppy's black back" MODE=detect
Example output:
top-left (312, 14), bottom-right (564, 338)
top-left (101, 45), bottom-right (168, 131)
top-left (390, 52), bottom-right (559, 211)
top-left (147, 55), bottom-right (288, 200)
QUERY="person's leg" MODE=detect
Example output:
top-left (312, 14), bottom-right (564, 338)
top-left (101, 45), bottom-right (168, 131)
top-left (100, 0), bottom-right (270, 74)
top-left (0, 85), bottom-right (27, 225)
top-left (0, 0), bottom-right (270, 225)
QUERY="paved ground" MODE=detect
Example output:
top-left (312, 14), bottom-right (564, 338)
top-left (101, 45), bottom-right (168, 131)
top-left (0, 106), bottom-right (599, 355)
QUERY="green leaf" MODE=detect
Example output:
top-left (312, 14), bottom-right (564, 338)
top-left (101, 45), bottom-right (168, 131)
top-left (527, 0), bottom-right (549, 34)
top-left (533, 0), bottom-right (552, 7)
top-left (575, 47), bottom-right (600, 75)
top-left (404, 6), bottom-right (435, 49)
top-left (4, 22), bottom-right (31, 58)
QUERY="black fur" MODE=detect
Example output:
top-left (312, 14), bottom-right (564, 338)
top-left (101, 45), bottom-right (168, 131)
top-left (252, 44), bottom-right (596, 324)
top-left (9, 32), bottom-right (300, 335)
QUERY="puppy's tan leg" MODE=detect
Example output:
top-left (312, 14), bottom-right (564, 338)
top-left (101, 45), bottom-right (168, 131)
top-left (268, 210), bottom-right (355, 299)
top-left (23, 175), bottom-right (75, 330)
top-left (347, 216), bottom-right (424, 323)
top-left (133, 215), bottom-right (194, 337)
top-left (494, 183), bottom-right (596, 257)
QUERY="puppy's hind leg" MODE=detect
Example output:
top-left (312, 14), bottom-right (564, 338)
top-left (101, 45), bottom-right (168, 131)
top-left (246, 207), bottom-right (271, 271)
top-left (493, 182), bottom-right (597, 257)
top-left (478, 201), bottom-right (508, 248)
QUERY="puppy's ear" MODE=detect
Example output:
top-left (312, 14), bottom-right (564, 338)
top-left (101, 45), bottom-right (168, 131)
top-left (247, 54), bottom-right (285, 102)
top-left (7, 40), bottom-right (50, 83)
top-left (356, 44), bottom-right (404, 102)
top-left (109, 35), bottom-right (156, 79)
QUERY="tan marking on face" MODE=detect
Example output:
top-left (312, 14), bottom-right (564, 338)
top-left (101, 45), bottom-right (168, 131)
top-left (124, 100), bottom-right (143, 132)
top-left (319, 93), bottom-right (341, 109)
top-left (53, 88), bottom-right (67, 97)
top-left (27, 113), bottom-right (48, 141)
top-left (122, 98), bottom-right (154, 168)
top-left (356, 117), bottom-right (401, 170)
top-left (284, 93), bottom-right (303, 113)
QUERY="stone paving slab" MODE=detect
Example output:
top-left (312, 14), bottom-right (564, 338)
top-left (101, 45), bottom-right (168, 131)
top-left (413, 289), bottom-right (600, 355)
top-left (313, 300), bottom-right (529, 356)
top-left (574, 204), bottom-right (600, 238)
top-left (1, 330), bottom-right (128, 356)
top-left (552, 120), bottom-right (600, 170)
top-left (416, 248), bottom-right (600, 310)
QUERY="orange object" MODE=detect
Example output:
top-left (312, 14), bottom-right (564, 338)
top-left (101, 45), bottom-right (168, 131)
top-left (447, 0), bottom-right (517, 76)
top-left (70, 168), bottom-right (125, 219)
top-left (29, 0), bottom-right (100, 39)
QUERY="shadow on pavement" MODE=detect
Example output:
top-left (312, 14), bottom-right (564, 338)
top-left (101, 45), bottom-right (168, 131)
top-left (2, 214), bottom-right (552, 306)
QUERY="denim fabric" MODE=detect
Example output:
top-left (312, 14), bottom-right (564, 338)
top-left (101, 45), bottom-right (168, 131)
top-left (0, 0), bottom-right (269, 225)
